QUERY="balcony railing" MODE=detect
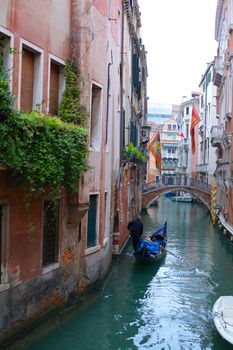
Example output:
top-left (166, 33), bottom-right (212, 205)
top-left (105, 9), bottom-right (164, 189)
top-left (213, 56), bottom-right (224, 87)
top-left (197, 164), bottom-right (208, 173)
top-left (142, 178), bottom-right (211, 193)
top-left (210, 125), bottom-right (224, 147)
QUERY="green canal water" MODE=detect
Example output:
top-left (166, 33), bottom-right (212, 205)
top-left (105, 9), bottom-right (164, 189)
top-left (15, 197), bottom-right (233, 349)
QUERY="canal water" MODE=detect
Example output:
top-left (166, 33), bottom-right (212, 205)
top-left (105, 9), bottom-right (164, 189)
top-left (13, 197), bottom-right (233, 349)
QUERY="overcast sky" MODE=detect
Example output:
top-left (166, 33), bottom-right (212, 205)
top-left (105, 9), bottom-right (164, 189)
top-left (138, 0), bottom-right (218, 105)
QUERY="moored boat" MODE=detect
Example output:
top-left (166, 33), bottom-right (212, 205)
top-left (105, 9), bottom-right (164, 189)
top-left (171, 193), bottom-right (192, 202)
top-left (213, 296), bottom-right (233, 345)
top-left (134, 222), bottom-right (167, 263)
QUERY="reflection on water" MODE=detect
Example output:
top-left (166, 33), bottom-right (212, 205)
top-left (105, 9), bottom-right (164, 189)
top-left (15, 197), bottom-right (233, 349)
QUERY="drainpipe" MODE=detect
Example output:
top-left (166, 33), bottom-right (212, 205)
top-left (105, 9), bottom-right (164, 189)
top-left (105, 50), bottom-right (113, 144)
top-left (119, 0), bottom-right (124, 163)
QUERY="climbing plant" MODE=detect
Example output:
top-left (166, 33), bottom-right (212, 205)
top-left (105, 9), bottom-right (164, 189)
top-left (59, 59), bottom-right (87, 127)
top-left (0, 35), bottom-right (14, 120)
top-left (123, 143), bottom-right (146, 163)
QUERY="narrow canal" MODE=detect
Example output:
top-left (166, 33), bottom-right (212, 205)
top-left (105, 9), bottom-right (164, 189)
top-left (14, 197), bottom-right (233, 349)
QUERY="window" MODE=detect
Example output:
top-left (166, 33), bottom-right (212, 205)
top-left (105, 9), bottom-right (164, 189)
top-left (104, 192), bottom-right (109, 240)
top-left (168, 124), bottom-right (172, 130)
top-left (42, 200), bottom-right (60, 267)
top-left (0, 204), bottom-right (8, 285)
top-left (0, 27), bottom-right (13, 90)
top-left (19, 40), bottom-right (43, 112)
top-left (231, 0), bottom-right (233, 25)
top-left (121, 109), bottom-right (126, 153)
top-left (21, 49), bottom-right (35, 112)
top-left (48, 55), bottom-right (65, 115)
top-left (87, 194), bottom-right (98, 248)
top-left (90, 83), bottom-right (102, 149)
top-left (117, 10), bottom-right (121, 47)
top-left (186, 107), bottom-right (189, 115)
top-left (186, 123), bottom-right (189, 138)
top-left (49, 62), bottom-right (59, 115)
top-left (173, 125), bottom-right (176, 130)
top-left (130, 0), bottom-right (133, 11)
top-left (130, 120), bottom-right (138, 146)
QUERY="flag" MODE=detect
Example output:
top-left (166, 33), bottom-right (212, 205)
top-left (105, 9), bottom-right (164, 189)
top-left (190, 103), bottom-right (201, 154)
top-left (177, 124), bottom-right (184, 137)
top-left (177, 116), bottom-right (184, 137)
top-left (148, 130), bottom-right (161, 173)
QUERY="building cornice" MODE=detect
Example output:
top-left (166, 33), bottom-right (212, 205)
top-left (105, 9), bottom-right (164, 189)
top-left (215, 0), bottom-right (224, 41)
top-left (124, 0), bottom-right (140, 55)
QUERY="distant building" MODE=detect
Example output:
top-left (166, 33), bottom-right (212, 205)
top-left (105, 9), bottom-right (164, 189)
top-left (198, 62), bottom-right (217, 184)
top-left (147, 104), bottom-right (179, 184)
top-left (176, 95), bottom-right (200, 184)
top-left (161, 118), bottom-right (179, 181)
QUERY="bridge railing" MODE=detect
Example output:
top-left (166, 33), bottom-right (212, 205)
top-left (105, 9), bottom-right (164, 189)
top-left (143, 178), bottom-right (211, 193)
top-left (189, 178), bottom-right (211, 193)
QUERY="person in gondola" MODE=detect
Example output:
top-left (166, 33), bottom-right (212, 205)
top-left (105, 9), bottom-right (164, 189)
top-left (127, 215), bottom-right (143, 251)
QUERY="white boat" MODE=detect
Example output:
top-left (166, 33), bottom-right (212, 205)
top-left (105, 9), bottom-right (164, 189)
top-left (171, 193), bottom-right (192, 203)
top-left (213, 296), bottom-right (233, 345)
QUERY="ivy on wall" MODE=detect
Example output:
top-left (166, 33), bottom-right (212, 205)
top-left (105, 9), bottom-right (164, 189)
top-left (0, 49), bottom-right (88, 197)
top-left (59, 60), bottom-right (87, 127)
top-left (0, 112), bottom-right (88, 195)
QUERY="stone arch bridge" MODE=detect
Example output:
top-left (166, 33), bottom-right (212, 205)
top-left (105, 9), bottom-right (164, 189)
top-left (142, 180), bottom-right (212, 210)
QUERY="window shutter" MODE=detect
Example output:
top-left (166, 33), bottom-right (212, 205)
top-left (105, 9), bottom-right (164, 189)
top-left (49, 62), bottom-right (59, 115)
top-left (21, 49), bottom-right (34, 112)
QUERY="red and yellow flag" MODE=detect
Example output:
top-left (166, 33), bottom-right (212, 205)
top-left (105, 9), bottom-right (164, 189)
top-left (190, 103), bottom-right (201, 154)
top-left (148, 130), bottom-right (161, 173)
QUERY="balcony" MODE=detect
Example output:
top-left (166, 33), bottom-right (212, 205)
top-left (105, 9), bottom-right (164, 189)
top-left (210, 125), bottom-right (224, 148)
top-left (197, 164), bottom-right (208, 173)
top-left (179, 137), bottom-right (189, 150)
top-left (213, 56), bottom-right (224, 87)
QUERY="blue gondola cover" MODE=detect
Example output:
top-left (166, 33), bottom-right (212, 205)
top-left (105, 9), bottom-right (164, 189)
top-left (134, 222), bottom-right (167, 260)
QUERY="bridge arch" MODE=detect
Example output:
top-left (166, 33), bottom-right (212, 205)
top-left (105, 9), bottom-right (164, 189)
top-left (142, 185), bottom-right (211, 211)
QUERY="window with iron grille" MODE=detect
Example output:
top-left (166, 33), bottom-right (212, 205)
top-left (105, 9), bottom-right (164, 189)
top-left (42, 200), bottom-right (60, 266)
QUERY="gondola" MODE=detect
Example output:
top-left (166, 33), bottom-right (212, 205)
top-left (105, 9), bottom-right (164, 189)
top-left (134, 221), bottom-right (167, 263)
